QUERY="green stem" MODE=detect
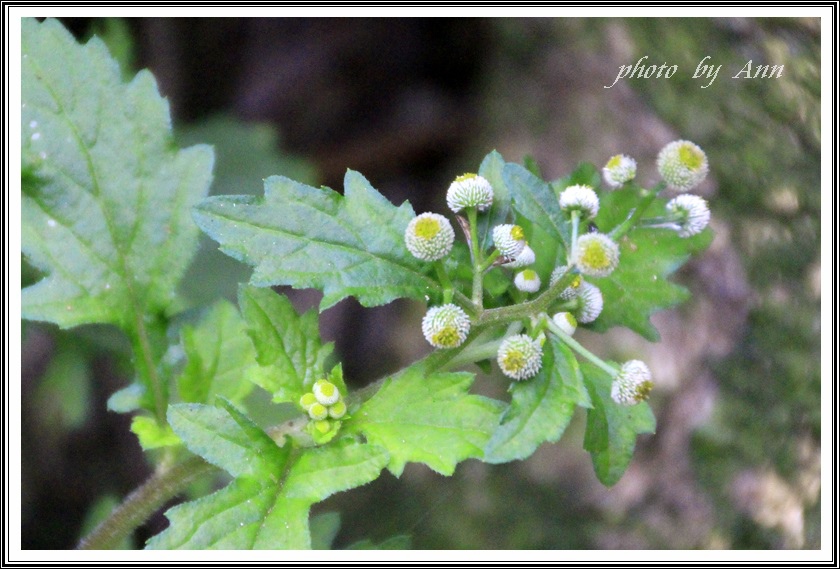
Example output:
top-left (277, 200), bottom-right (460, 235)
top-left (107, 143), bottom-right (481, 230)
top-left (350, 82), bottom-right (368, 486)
top-left (467, 207), bottom-right (484, 308)
top-left (609, 181), bottom-right (666, 241)
top-left (571, 210), bottom-right (580, 250)
top-left (545, 318), bottom-right (618, 377)
top-left (478, 249), bottom-right (501, 272)
top-left (434, 261), bottom-right (454, 304)
top-left (76, 456), bottom-right (216, 550)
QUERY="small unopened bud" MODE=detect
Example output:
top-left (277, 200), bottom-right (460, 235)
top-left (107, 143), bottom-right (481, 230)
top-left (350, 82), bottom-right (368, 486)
top-left (559, 184), bottom-right (599, 219)
top-left (328, 400), bottom-right (347, 419)
top-left (405, 212), bottom-right (455, 261)
top-left (446, 173), bottom-right (494, 213)
top-left (308, 403), bottom-right (329, 421)
top-left (551, 312), bottom-right (577, 336)
top-left (575, 281), bottom-right (604, 323)
top-left (493, 224), bottom-right (527, 258)
top-left (666, 194), bottom-right (710, 237)
top-left (602, 154), bottom-right (637, 188)
top-left (497, 334), bottom-right (543, 381)
top-left (572, 233), bottom-right (620, 278)
top-left (422, 303), bottom-right (471, 349)
top-left (313, 379), bottom-right (341, 406)
top-left (299, 392), bottom-right (318, 411)
top-left (514, 269), bottom-right (541, 293)
top-left (502, 244), bottom-right (536, 269)
top-left (657, 140), bottom-right (709, 192)
top-left (611, 360), bottom-right (653, 405)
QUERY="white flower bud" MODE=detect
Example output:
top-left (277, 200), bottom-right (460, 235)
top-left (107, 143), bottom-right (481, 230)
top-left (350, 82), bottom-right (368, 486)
top-left (308, 402), bottom-right (329, 421)
top-left (328, 400), bottom-right (347, 419)
top-left (551, 312), bottom-right (577, 336)
top-left (572, 233), bottom-right (620, 278)
top-left (299, 392), bottom-right (318, 411)
top-left (666, 194), bottom-right (710, 237)
top-left (405, 212), bottom-right (455, 261)
top-left (657, 140), bottom-right (709, 192)
top-left (611, 360), bottom-right (653, 405)
top-left (492, 224), bottom-right (526, 259)
top-left (446, 173), bottom-right (494, 213)
top-left (549, 266), bottom-right (582, 300)
top-left (575, 281), bottom-right (603, 323)
top-left (502, 244), bottom-right (536, 269)
top-left (514, 269), bottom-right (541, 293)
top-left (497, 334), bottom-right (543, 381)
top-left (422, 303), bottom-right (471, 349)
top-left (312, 379), bottom-right (341, 406)
top-left (602, 154), bottom-right (637, 188)
top-left (559, 184), bottom-right (599, 219)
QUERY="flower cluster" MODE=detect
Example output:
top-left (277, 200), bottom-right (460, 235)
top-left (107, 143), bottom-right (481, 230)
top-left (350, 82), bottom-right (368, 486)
top-left (402, 141), bottom-right (710, 403)
top-left (300, 379), bottom-right (347, 434)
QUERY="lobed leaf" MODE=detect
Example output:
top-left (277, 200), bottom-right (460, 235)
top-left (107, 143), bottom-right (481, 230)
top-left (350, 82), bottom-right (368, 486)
top-left (504, 162), bottom-right (571, 253)
top-left (582, 363), bottom-right (656, 486)
top-left (147, 441), bottom-right (388, 550)
top-left (167, 401), bottom-right (289, 481)
top-left (238, 285), bottom-right (333, 404)
top-left (21, 18), bottom-right (213, 329)
top-left (591, 186), bottom-right (713, 341)
top-left (484, 335), bottom-right (591, 463)
top-left (193, 170), bottom-right (440, 311)
top-left (177, 300), bottom-right (255, 405)
top-left (345, 365), bottom-right (503, 476)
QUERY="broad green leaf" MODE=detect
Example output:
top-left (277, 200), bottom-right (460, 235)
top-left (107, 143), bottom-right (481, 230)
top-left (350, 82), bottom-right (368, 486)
top-left (310, 512), bottom-right (341, 550)
top-left (503, 163), bottom-right (571, 252)
top-left (238, 285), bottom-right (333, 403)
top-left (590, 187), bottom-right (713, 340)
top-left (484, 335), bottom-right (591, 463)
top-left (21, 18), bottom-right (213, 329)
top-left (176, 115), bottom-right (317, 305)
top-left (193, 170), bottom-right (440, 311)
top-left (476, 150), bottom-right (513, 249)
top-left (177, 300), bottom-right (255, 405)
top-left (345, 365), bottom-right (503, 476)
top-left (582, 363), bottom-right (656, 486)
top-left (130, 416), bottom-right (180, 450)
top-left (167, 401), bottom-right (288, 481)
top-left (147, 441), bottom-right (388, 550)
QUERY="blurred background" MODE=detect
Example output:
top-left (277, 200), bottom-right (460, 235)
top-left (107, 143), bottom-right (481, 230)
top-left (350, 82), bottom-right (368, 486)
top-left (21, 16), bottom-right (822, 549)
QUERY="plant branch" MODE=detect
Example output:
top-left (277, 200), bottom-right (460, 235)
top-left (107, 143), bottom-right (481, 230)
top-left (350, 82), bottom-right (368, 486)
top-left (609, 182), bottom-right (666, 240)
top-left (76, 455), bottom-right (216, 550)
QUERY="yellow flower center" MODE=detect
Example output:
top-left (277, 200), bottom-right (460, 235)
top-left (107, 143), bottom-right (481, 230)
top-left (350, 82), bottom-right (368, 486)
top-left (580, 242), bottom-right (611, 269)
top-left (679, 145), bottom-right (704, 170)
top-left (432, 326), bottom-right (460, 348)
top-left (455, 173), bottom-right (477, 182)
top-left (414, 217), bottom-right (441, 239)
top-left (521, 269), bottom-right (537, 281)
top-left (502, 350), bottom-right (526, 372)
top-left (510, 225), bottom-right (525, 241)
top-left (606, 155), bottom-right (622, 169)
top-left (635, 380), bottom-right (653, 401)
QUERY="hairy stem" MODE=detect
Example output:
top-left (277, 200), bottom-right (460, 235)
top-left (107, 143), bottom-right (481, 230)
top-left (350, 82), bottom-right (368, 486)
top-left (546, 318), bottom-right (618, 377)
top-left (76, 455), bottom-right (216, 550)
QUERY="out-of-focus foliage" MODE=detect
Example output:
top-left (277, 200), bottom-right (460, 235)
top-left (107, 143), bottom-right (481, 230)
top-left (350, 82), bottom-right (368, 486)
top-left (624, 17), bottom-right (821, 549)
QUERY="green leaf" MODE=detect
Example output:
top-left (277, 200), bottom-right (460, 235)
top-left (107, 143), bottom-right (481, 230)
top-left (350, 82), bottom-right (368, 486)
top-left (238, 285), bottom-right (333, 403)
top-left (130, 415), bottom-right (180, 450)
top-left (476, 150), bottom-right (513, 249)
top-left (167, 401), bottom-right (289, 481)
top-left (504, 162), bottom-right (571, 252)
top-left (147, 441), bottom-right (388, 550)
top-left (591, 187), bottom-right (713, 340)
top-left (21, 18), bottom-right (213, 329)
top-left (310, 512), bottom-right (341, 550)
top-left (551, 161), bottom-right (601, 192)
top-left (176, 115), bottom-right (317, 305)
top-left (484, 335), bottom-right (591, 463)
top-left (345, 365), bottom-right (503, 476)
top-left (193, 170), bottom-right (440, 311)
top-left (177, 300), bottom-right (255, 405)
top-left (582, 363), bottom-right (656, 486)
